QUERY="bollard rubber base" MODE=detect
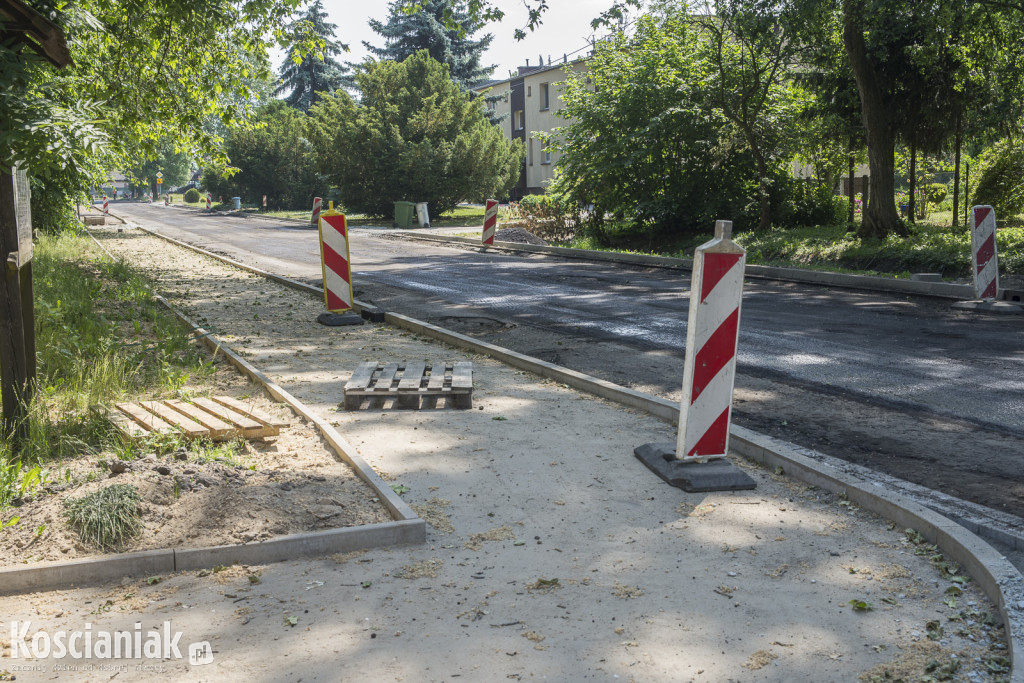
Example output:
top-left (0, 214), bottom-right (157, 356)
top-left (951, 300), bottom-right (1024, 314)
top-left (317, 312), bottom-right (365, 327)
top-left (633, 442), bottom-right (756, 492)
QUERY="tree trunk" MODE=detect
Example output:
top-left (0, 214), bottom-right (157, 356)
top-left (952, 111), bottom-right (962, 229)
top-left (908, 141), bottom-right (916, 224)
top-left (843, 1), bottom-right (908, 239)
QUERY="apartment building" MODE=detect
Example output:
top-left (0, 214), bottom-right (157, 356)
top-left (474, 57), bottom-right (589, 199)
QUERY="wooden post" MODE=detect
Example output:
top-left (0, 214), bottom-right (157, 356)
top-left (847, 136), bottom-right (855, 228)
top-left (0, 166), bottom-right (35, 443)
top-left (964, 162), bottom-right (970, 228)
top-left (908, 143), bottom-right (916, 224)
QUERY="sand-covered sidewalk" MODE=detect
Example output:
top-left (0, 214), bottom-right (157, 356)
top-left (0, 225), bottom-right (1009, 683)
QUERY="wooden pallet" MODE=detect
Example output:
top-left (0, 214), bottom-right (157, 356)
top-left (343, 361), bottom-right (473, 410)
top-left (99, 396), bottom-right (289, 441)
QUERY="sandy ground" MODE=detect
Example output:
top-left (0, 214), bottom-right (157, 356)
top-left (0, 225), bottom-right (1010, 682)
top-left (0, 333), bottom-right (390, 568)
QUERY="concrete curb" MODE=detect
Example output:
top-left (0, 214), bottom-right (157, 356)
top-left (0, 231), bottom-right (426, 597)
top-left (125, 221), bottom-right (1022, 679)
top-left (403, 232), bottom-right (978, 301)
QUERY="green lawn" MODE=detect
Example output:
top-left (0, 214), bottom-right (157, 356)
top-left (560, 217), bottom-right (1024, 280)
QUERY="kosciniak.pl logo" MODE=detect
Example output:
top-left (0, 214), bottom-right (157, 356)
top-left (6, 621), bottom-right (213, 666)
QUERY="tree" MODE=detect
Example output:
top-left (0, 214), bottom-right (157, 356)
top-left (275, 0), bottom-right (350, 112)
top-left (222, 100), bottom-right (326, 208)
top-left (126, 141), bottom-right (191, 198)
top-left (548, 12), bottom-right (828, 240)
top-left (693, 1), bottom-right (809, 231)
top-left (3, 0), bottom-right (308, 230)
top-left (365, 0), bottom-right (495, 90)
top-left (308, 51), bottom-right (523, 216)
top-left (786, 0), bottom-right (1024, 238)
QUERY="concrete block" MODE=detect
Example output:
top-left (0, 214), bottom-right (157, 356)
top-left (911, 273), bottom-right (943, 282)
top-left (173, 520), bottom-right (425, 571)
top-left (0, 549), bottom-right (174, 596)
top-left (952, 300), bottom-right (1024, 314)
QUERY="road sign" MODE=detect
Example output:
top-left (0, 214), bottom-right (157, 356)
top-left (318, 203), bottom-right (354, 312)
top-left (156, 172), bottom-right (163, 179)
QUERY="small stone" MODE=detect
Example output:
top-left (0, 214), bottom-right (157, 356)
top-left (184, 468), bottom-right (197, 475)
top-left (143, 454), bottom-right (157, 463)
top-left (173, 448), bottom-right (189, 461)
top-left (727, 572), bottom-right (738, 577)
top-left (197, 476), bottom-right (221, 487)
top-left (279, 481), bottom-right (294, 491)
top-left (109, 460), bottom-right (129, 474)
top-left (829, 551), bottom-right (840, 556)
top-left (155, 465), bottom-right (172, 475)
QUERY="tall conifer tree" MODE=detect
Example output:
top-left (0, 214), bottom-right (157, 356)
top-left (276, 0), bottom-right (350, 112)
top-left (364, 0), bottom-right (495, 90)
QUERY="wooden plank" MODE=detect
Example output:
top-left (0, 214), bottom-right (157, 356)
top-left (140, 401), bottom-right (210, 438)
top-left (115, 402), bottom-right (175, 434)
top-left (96, 405), bottom-right (148, 439)
top-left (451, 362), bottom-right (473, 409)
top-left (398, 360), bottom-right (426, 392)
top-left (163, 399), bottom-right (232, 440)
top-left (426, 363), bottom-right (447, 391)
top-left (211, 395), bottom-right (289, 428)
top-left (344, 362), bottom-right (379, 391)
top-left (192, 397), bottom-right (275, 438)
top-left (372, 363), bottom-right (400, 393)
top-left (451, 362), bottom-right (473, 391)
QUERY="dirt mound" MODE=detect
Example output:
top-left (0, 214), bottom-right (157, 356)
top-left (495, 226), bottom-right (548, 245)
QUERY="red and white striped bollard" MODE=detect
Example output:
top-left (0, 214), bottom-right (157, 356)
top-left (633, 219), bottom-right (754, 491)
top-left (102, 196), bottom-right (109, 214)
top-left (482, 199), bottom-right (498, 245)
top-left (971, 206), bottom-right (999, 300)
top-left (318, 203), bottom-right (354, 313)
top-left (310, 197), bottom-right (322, 226)
top-left (206, 192), bottom-right (212, 209)
top-left (677, 219), bottom-right (746, 461)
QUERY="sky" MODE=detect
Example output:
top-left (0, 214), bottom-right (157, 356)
top-left (304, 0), bottom-right (636, 78)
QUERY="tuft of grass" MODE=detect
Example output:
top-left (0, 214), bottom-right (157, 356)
top-left (63, 483), bottom-right (143, 550)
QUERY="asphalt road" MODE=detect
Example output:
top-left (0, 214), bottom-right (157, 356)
top-left (109, 202), bottom-right (1024, 516)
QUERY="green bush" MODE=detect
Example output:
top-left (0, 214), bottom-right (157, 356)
top-left (182, 187), bottom-right (201, 203)
top-left (971, 138), bottom-right (1024, 217)
top-left (926, 183), bottom-right (947, 205)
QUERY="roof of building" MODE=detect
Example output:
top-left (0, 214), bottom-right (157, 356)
top-left (0, 0), bottom-right (73, 67)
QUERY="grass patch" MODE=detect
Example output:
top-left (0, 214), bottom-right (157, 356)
top-left (1, 230), bottom-right (215, 518)
top-left (559, 218), bottom-right (1024, 280)
top-left (63, 483), bottom-right (143, 550)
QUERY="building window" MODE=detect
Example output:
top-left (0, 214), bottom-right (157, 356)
top-left (513, 110), bottom-right (524, 130)
top-left (539, 83), bottom-right (549, 110)
top-left (541, 143), bottom-right (552, 165)
top-left (527, 85), bottom-right (532, 97)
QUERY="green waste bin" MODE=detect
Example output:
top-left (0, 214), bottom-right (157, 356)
top-left (394, 201), bottom-right (415, 228)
